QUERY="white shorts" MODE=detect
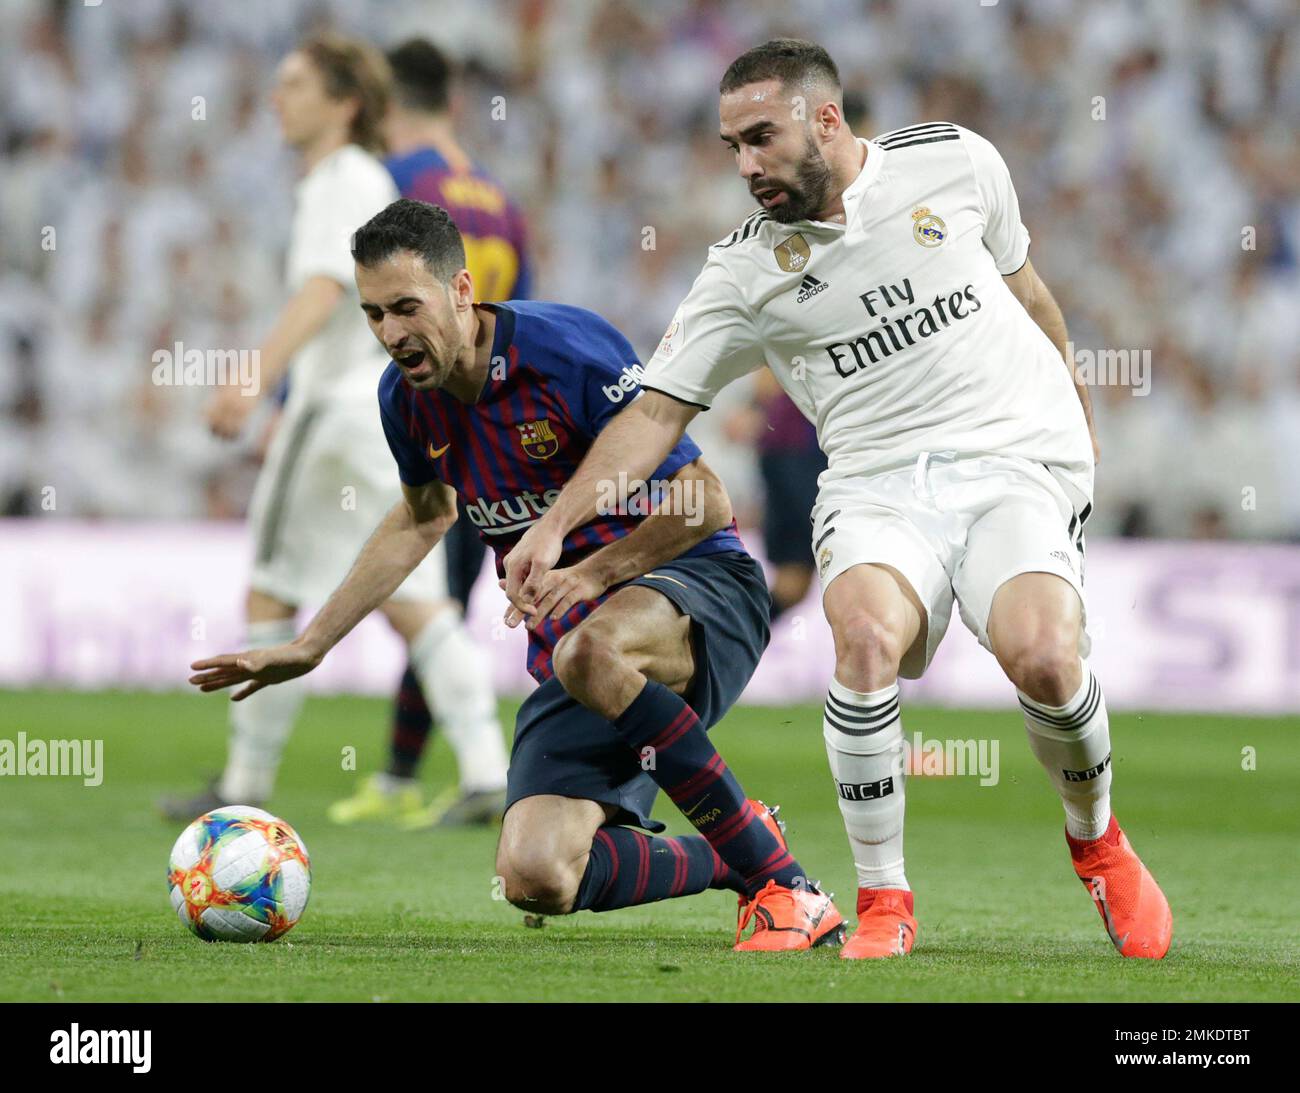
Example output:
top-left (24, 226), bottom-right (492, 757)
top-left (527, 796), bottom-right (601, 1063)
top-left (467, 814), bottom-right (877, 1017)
top-left (811, 452), bottom-right (1091, 678)
top-left (248, 401), bottom-right (447, 607)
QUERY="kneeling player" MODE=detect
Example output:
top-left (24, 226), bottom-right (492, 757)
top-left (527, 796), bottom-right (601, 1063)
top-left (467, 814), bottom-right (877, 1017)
top-left (188, 198), bottom-right (844, 951)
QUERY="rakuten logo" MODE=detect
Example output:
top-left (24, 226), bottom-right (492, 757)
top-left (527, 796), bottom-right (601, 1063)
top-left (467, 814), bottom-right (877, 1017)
top-left (602, 363), bottom-right (647, 403)
top-left (464, 489), bottom-right (562, 535)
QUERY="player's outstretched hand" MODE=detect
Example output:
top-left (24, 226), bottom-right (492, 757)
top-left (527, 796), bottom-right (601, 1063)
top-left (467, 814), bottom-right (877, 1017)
top-left (503, 522), bottom-right (564, 615)
top-left (189, 642), bottom-right (321, 701)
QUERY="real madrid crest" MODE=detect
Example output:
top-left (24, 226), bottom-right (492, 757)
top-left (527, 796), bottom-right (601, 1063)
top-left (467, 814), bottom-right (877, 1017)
top-left (517, 418), bottom-right (560, 460)
top-left (911, 206), bottom-right (947, 248)
top-left (818, 545), bottom-right (834, 579)
top-left (773, 232), bottom-right (811, 273)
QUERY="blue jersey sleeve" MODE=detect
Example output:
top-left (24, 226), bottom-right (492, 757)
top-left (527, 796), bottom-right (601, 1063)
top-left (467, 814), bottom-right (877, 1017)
top-left (378, 365), bottom-right (437, 487)
top-left (563, 310), bottom-right (703, 479)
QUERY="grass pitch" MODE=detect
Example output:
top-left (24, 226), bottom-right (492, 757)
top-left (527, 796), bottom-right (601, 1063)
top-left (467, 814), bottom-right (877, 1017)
top-left (0, 687), bottom-right (1295, 1002)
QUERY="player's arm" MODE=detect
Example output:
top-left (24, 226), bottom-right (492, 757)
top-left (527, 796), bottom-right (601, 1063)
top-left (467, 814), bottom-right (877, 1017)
top-left (1003, 259), bottom-right (1098, 463)
top-left (208, 275), bottom-right (345, 438)
top-left (189, 479), bottom-right (457, 699)
top-left (504, 390), bottom-right (699, 611)
top-left (510, 455), bottom-right (730, 628)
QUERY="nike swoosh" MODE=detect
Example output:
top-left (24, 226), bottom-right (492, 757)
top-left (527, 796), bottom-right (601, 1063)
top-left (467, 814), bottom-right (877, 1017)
top-left (641, 573), bottom-right (689, 590)
top-left (682, 798), bottom-right (708, 817)
top-left (428, 442), bottom-right (450, 459)
top-left (1088, 874), bottom-right (1130, 951)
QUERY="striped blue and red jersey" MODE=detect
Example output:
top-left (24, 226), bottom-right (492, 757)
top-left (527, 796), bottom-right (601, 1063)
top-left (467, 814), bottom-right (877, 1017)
top-left (378, 301), bottom-right (747, 683)
top-left (386, 146), bottom-right (531, 302)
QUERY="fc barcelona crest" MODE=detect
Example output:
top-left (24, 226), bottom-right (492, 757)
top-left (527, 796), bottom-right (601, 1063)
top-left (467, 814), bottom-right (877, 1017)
top-left (517, 419), bottom-right (560, 460)
top-left (773, 232), bottom-right (811, 273)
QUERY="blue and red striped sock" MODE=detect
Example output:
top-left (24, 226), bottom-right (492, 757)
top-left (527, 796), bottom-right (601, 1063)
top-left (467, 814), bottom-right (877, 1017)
top-left (573, 827), bottom-right (742, 911)
top-left (387, 665), bottom-right (434, 779)
top-left (612, 680), bottom-right (806, 899)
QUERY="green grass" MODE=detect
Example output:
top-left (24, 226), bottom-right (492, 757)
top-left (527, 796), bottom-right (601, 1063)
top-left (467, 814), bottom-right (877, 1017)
top-left (1, 688), bottom-right (1296, 1001)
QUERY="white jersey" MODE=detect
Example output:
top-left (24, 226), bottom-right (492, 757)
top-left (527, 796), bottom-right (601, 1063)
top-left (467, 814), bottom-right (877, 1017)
top-left (284, 143), bottom-right (398, 411)
top-left (643, 123), bottom-right (1094, 504)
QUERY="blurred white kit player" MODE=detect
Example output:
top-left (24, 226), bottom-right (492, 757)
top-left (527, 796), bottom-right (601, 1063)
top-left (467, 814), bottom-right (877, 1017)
top-left (165, 37), bottom-right (506, 816)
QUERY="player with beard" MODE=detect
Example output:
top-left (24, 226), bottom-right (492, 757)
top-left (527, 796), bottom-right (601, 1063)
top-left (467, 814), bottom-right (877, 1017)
top-left (503, 39), bottom-right (1172, 960)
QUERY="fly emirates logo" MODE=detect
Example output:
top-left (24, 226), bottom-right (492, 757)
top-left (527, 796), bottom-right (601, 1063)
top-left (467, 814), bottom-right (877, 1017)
top-left (825, 277), bottom-right (982, 378)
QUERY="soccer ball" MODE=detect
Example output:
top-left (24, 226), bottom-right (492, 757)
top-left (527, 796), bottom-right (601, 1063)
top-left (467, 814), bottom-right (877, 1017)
top-left (167, 805), bottom-right (311, 942)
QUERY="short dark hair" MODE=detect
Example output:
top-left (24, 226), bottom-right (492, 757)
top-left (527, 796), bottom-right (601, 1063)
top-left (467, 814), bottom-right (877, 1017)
top-left (386, 38), bottom-right (454, 114)
top-left (719, 38), bottom-right (841, 98)
top-left (351, 199), bottom-right (466, 282)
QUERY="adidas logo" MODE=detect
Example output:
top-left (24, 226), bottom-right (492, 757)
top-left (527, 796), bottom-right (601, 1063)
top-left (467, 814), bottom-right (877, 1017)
top-left (1049, 548), bottom-right (1075, 573)
top-left (796, 274), bottom-right (829, 303)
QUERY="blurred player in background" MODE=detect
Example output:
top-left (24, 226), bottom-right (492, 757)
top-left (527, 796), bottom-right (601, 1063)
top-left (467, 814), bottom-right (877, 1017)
top-left (725, 369), bottom-right (827, 622)
top-left (505, 39), bottom-right (1172, 961)
top-left (328, 37), bottom-right (531, 830)
top-left (161, 33), bottom-right (506, 821)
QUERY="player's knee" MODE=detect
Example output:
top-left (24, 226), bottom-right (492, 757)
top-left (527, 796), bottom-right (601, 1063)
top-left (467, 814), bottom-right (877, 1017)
top-left (1001, 633), bottom-right (1079, 704)
top-left (833, 612), bottom-right (904, 684)
top-left (552, 624), bottom-right (623, 699)
top-left (498, 850), bottom-right (579, 915)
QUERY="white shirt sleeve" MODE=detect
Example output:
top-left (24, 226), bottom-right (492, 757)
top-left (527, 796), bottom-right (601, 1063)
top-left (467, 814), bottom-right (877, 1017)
top-left (640, 254), bottom-right (764, 409)
top-left (288, 149), bottom-right (397, 292)
top-left (961, 127), bottom-right (1031, 275)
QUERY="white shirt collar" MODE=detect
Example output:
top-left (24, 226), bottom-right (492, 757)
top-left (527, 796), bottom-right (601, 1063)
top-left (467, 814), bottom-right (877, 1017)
top-left (799, 137), bottom-right (883, 232)
top-left (842, 137), bottom-right (883, 207)
top-left (841, 137), bottom-right (885, 240)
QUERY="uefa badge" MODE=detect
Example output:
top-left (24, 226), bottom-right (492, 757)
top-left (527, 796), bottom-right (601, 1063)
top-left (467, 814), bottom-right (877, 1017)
top-left (911, 206), bottom-right (947, 247)
top-left (517, 419), bottom-right (560, 460)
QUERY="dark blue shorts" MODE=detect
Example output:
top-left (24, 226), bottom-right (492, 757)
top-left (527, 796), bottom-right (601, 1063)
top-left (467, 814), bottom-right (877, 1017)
top-left (760, 449), bottom-right (827, 567)
top-left (505, 551), bottom-right (771, 832)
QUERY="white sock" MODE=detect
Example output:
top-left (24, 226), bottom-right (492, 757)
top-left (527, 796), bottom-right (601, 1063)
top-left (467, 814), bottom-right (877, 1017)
top-left (823, 678), bottom-right (908, 890)
top-left (219, 618), bottom-right (307, 803)
top-left (1019, 662), bottom-right (1113, 841)
top-left (407, 610), bottom-right (508, 793)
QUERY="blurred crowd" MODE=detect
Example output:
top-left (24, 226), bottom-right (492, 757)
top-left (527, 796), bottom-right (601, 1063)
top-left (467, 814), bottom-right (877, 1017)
top-left (2, 0), bottom-right (1299, 539)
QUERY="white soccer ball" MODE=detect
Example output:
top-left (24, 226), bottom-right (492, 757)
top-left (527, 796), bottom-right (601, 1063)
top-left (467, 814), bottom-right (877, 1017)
top-left (167, 805), bottom-right (311, 942)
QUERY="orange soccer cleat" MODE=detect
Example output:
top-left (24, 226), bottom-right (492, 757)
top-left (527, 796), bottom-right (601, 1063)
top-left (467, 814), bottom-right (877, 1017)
top-left (840, 888), bottom-right (917, 959)
top-left (749, 798), bottom-right (787, 847)
top-left (1067, 814), bottom-right (1172, 959)
top-left (734, 879), bottom-right (846, 952)
top-left (733, 800), bottom-right (845, 952)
